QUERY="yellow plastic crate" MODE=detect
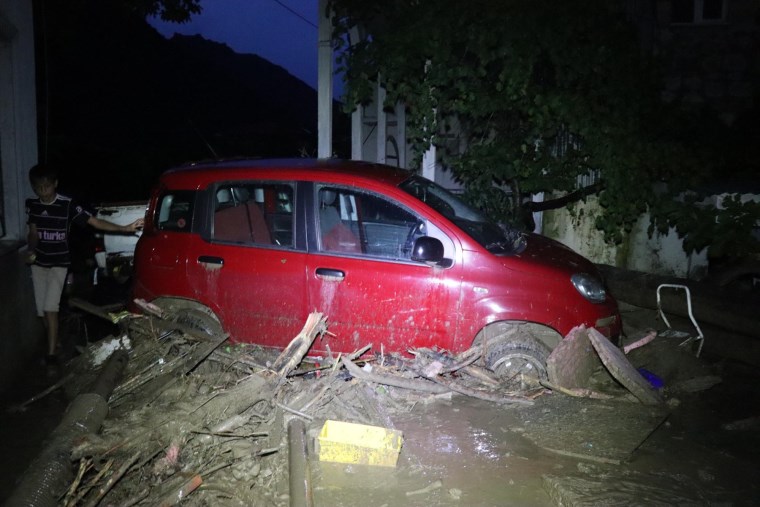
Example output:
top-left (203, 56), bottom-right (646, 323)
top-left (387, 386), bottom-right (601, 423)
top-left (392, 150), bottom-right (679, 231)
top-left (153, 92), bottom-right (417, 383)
top-left (318, 420), bottom-right (403, 467)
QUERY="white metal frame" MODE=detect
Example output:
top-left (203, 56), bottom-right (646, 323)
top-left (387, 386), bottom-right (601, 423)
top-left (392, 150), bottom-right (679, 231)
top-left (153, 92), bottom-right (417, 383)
top-left (656, 283), bottom-right (705, 357)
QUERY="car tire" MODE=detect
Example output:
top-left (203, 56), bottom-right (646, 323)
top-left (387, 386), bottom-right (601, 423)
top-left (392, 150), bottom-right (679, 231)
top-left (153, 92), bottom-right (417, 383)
top-left (152, 298), bottom-right (224, 338)
top-left (171, 308), bottom-right (224, 337)
top-left (484, 333), bottom-right (550, 390)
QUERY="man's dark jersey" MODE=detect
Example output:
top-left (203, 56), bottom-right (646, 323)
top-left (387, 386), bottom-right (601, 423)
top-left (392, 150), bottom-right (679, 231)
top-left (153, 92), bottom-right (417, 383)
top-left (26, 194), bottom-right (92, 267)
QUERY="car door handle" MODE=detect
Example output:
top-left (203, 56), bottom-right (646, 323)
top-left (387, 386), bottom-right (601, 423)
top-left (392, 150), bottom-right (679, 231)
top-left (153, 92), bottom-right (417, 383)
top-left (315, 267), bottom-right (345, 280)
top-left (198, 255), bottom-right (224, 266)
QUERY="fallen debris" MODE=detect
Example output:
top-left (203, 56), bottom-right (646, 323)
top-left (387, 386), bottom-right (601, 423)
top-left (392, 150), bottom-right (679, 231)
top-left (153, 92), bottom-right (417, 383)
top-left (405, 479), bottom-right (443, 497)
top-left (546, 325), bottom-right (602, 390)
top-left (623, 330), bottom-right (657, 354)
top-left (317, 419), bottom-right (403, 467)
top-left (6, 372), bottom-right (74, 413)
top-left (587, 328), bottom-right (665, 406)
top-left (669, 375), bottom-right (722, 393)
top-left (721, 415), bottom-right (760, 431)
top-left (539, 379), bottom-right (614, 400)
top-left (27, 307), bottom-right (545, 506)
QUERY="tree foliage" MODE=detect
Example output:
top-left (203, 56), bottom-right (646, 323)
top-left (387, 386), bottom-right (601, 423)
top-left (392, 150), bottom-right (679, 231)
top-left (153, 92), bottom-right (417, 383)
top-left (124, 0), bottom-right (201, 22)
top-left (330, 0), bottom-right (758, 257)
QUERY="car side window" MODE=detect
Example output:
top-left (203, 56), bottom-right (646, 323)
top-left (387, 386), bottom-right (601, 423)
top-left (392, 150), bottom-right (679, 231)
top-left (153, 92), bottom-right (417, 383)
top-left (317, 186), bottom-right (427, 261)
top-left (212, 182), bottom-right (294, 247)
top-left (156, 191), bottom-right (195, 232)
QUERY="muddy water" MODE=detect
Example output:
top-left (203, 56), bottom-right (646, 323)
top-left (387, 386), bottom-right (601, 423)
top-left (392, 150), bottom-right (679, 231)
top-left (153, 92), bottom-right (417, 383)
top-left (313, 397), bottom-right (563, 506)
top-left (312, 369), bottom-right (760, 507)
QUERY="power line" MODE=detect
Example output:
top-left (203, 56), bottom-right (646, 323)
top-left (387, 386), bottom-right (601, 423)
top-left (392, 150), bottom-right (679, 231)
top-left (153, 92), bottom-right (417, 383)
top-left (270, 0), bottom-right (317, 29)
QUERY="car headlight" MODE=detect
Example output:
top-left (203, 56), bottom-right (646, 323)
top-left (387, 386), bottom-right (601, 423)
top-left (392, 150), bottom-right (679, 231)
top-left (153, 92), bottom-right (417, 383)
top-left (571, 273), bottom-right (607, 303)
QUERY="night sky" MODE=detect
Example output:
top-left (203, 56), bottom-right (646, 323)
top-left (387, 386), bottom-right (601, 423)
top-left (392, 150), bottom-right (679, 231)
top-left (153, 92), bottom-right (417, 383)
top-left (148, 0), bottom-right (339, 94)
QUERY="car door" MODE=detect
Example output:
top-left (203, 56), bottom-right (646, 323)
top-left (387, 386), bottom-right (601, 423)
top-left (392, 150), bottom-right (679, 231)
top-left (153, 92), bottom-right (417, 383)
top-left (306, 183), bottom-right (463, 355)
top-left (184, 180), bottom-right (309, 347)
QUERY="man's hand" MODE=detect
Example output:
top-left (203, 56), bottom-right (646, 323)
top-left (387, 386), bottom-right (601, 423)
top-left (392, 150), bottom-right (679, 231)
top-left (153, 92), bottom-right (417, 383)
top-left (24, 250), bottom-right (36, 265)
top-left (124, 218), bottom-right (144, 233)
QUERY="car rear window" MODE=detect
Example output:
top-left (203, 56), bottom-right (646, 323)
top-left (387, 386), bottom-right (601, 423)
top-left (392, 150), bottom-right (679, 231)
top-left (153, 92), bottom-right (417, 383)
top-left (212, 182), bottom-right (295, 247)
top-left (156, 190), bottom-right (195, 232)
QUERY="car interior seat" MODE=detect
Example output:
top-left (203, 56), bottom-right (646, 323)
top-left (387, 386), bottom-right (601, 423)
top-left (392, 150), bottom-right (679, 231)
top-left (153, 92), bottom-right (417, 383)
top-left (215, 191), bottom-right (272, 244)
top-left (319, 189), bottom-right (360, 253)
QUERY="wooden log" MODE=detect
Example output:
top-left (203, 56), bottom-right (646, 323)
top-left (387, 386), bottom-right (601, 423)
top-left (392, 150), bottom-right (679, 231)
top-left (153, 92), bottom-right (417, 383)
top-left (287, 419), bottom-right (314, 507)
top-left (342, 358), bottom-right (450, 394)
top-left (271, 312), bottom-right (328, 377)
top-left (413, 367), bottom-right (535, 406)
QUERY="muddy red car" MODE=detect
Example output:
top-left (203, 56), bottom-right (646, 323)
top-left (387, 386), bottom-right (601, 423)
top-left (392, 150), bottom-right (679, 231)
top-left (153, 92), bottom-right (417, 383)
top-left (132, 159), bottom-right (620, 378)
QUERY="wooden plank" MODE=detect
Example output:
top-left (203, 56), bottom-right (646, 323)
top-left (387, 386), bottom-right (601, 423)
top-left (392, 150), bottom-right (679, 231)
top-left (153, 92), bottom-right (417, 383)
top-left (587, 328), bottom-right (664, 406)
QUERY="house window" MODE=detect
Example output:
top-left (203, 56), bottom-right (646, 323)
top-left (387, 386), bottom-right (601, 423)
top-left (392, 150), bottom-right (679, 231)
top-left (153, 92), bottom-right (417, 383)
top-left (671, 0), bottom-right (726, 24)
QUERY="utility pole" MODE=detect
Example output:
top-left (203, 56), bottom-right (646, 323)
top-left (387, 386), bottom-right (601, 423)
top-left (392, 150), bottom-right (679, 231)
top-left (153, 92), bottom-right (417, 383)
top-left (317, 0), bottom-right (332, 158)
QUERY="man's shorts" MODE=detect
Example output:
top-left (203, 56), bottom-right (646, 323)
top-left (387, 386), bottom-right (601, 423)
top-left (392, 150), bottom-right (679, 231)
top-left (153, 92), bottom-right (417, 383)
top-left (31, 265), bottom-right (68, 316)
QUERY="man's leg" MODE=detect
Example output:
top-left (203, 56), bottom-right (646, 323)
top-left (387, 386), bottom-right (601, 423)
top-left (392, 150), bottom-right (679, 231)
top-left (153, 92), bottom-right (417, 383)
top-left (40, 267), bottom-right (68, 358)
top-left (44, 311), bottom-right (59, 356)
top-left (31, 265), bottom-right (49, 355)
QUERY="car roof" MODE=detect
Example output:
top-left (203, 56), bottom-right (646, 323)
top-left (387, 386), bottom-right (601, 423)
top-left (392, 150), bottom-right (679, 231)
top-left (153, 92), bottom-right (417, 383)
top-left (159, 158), bottom-right (414, 190)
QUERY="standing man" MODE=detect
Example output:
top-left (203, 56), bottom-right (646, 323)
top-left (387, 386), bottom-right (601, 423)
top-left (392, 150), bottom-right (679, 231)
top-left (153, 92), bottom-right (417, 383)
top-left (25, 164), bottom-right (144, 372)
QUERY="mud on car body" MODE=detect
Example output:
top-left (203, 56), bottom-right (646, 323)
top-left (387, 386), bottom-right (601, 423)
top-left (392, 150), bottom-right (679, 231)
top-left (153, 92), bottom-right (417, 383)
top-left (131, 159), bottom-right (621, 382)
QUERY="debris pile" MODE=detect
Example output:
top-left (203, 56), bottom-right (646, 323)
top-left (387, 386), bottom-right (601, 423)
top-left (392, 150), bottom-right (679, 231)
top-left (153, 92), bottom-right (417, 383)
top-left (7, 303), bottom-right (730, 506)
top-left (25, 308), bottom-right (543, 506)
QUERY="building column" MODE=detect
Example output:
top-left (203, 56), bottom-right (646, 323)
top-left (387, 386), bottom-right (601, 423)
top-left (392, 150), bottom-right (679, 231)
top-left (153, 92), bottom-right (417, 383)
top-left (317, 0), bottom-right (332, 158)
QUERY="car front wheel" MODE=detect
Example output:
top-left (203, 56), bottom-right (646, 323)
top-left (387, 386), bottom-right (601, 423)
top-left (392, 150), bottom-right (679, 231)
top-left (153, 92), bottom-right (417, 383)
top-left (484, 332), bottom-right (550, 391)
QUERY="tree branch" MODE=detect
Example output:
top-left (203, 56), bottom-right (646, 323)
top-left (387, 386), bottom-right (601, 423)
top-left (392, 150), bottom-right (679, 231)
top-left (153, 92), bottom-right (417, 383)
top-left (525, 181), bottom-right (604, 212)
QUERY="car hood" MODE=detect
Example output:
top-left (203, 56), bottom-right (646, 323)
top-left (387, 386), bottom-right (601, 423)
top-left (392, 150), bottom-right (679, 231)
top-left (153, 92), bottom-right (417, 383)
top-left (508, 233), bottom-right (599, 278)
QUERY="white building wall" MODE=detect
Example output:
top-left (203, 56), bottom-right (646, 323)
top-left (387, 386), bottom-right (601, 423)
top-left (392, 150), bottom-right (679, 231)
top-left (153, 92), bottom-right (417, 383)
top-left (0, 0), bottom-right (38, 241)
top-left (543, 196), bottom-right (716, 279)
top-left (542, 198), bottom-right (620, 268)
top-left (626, 211), bottom-right (709, 279)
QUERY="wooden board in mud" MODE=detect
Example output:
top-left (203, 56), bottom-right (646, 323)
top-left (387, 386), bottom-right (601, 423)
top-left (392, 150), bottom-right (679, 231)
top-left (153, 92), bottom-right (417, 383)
top-left (518, 395), bottom-right (668, 464)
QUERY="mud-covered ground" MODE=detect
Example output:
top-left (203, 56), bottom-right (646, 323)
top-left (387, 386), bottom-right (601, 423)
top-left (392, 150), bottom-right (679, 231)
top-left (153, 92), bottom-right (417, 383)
top-left (1, 303), bottom-right (759, 506)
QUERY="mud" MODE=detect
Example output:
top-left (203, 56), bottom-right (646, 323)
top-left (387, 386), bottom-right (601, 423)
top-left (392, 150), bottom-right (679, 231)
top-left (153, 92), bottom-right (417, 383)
top-left (1, 305), bottom-right (760, 506)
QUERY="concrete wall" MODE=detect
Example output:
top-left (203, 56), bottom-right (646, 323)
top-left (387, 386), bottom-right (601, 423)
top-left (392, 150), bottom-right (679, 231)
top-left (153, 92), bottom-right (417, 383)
top-left (625, 211), bottom-right (709, 279)
top-left (543, 196), bottom-right (710, 279)
top-left (0, 0), bottom-right (41, 393)
top-left (543, 198), bottom-right (621, 267)
top-left (0, 246), bottom-right (42, 392)
top-left (1, 0), bottom-right (38, 241)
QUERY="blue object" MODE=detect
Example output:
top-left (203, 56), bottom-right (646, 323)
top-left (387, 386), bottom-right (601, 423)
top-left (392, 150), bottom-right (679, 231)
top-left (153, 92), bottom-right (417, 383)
top-left (637, 367), bottom-right (664, 389)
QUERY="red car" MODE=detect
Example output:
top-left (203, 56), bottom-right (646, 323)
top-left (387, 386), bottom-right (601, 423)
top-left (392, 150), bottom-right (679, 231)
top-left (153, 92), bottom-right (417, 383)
top-left (132, 159), bottom-right (620, 379)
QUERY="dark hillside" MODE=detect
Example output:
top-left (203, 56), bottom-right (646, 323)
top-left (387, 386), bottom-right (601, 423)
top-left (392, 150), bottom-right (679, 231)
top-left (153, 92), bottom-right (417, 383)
top-left (35, 0), bottom-right (348, 203)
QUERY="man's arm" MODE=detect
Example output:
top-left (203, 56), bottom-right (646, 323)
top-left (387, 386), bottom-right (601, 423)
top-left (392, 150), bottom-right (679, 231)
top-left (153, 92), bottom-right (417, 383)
top-left (25, 223), bottom-right (38, 263)
top-left (87, 216), bottom-right (144, 233)
top-left (27, 223), bottom-right (39, 250)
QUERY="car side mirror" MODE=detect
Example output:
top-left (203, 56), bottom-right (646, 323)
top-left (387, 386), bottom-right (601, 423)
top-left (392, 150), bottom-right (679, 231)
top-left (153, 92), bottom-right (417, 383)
top-left (411, 236), bottom-right (447, 266)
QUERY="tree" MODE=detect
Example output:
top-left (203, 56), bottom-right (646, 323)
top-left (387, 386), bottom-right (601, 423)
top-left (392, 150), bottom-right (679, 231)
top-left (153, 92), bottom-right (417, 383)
top-left (124, 0), bottom-right (201, 22)
top-left (330, 0), bottom-right (759, 259)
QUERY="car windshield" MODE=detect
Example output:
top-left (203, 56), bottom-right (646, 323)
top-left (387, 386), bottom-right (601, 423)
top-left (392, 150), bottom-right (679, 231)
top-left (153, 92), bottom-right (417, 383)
top-left (399, 176), bottom-right (525, 255)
